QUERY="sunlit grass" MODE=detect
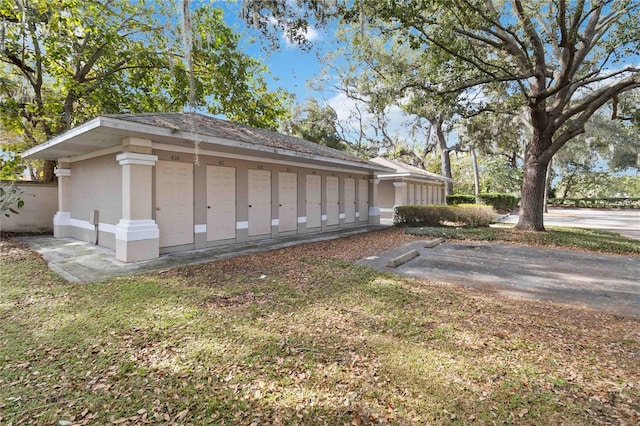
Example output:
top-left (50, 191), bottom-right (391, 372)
top-left (1, 238), bottom-right (639, 424)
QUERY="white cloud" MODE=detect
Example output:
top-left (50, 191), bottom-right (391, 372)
top-left (267, 16), bottom-right (321, 49)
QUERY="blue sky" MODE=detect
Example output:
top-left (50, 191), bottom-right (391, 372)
top-left (216, 1), bottom-right (329, 103)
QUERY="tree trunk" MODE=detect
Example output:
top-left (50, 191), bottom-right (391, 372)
top-left (543, 157), bottom-right (553, 213)
top-left (516, 151), bottom-right (549, 231)
top-left (42, 160), bottom-right (56, 182)
top-left (471, 148), bottom-right (480, 203)
top-left (435, 120), bottom-right (453, 195)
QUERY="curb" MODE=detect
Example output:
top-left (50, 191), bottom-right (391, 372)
top-left (386, 249), bottom-right (420, 268)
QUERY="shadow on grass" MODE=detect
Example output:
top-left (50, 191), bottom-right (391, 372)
top-left (2, 239), bottom-right (639, 424)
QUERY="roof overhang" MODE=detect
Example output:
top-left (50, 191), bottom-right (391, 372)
top-left (377, 172), bottom-right (452, 183)
top-left (22, 116), bottom-right (393, 174)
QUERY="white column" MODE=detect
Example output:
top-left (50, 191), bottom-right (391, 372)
top-left (368, 178), bottom-right (380, 225)
top-left (53, 166), bottom-right (72, 238)
top-left (115, 151), bottom-right (160, 262)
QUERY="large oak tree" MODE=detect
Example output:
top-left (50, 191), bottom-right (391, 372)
top-left (1, 0), bottom-right (289, 180)
top-left (243, 0), bottom-right (640, 230)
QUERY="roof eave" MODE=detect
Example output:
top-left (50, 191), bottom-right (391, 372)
top-left (21, 115), bottom-right (390, 173)
top-left (21, 117), bottom-right (104, 159)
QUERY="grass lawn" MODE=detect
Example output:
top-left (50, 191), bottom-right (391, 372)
top-left (405, 225), bottom-right (640, 255)
top-left (1, 230), bottom-right (639, 425)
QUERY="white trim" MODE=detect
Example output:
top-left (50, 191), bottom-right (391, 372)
top-left (53, 211), bottom-right (71, 226)
top-left (369, 207), bottom-right (381, 216)
top-left (68, 218), bottom-right (117, 234)
top-left (339, 213), bottom-right (346, 219)
top-left (236, 221), bottom-right (249, 230)
top-left (355, 212), bottom-right (360, 218)
top-left (115, 219), bottom-right (159, 242)
top-left (297, 216), bottom-right (307, 224)
top-left (378, 172), bottom-right (451, 183)
top-left (54, 168), bottom-right (71, 177)
top-left (321, 214), bottom-right (327, 221)
top-left (380, 208), bottom-right (395, 213)
top-left (194, 224), bottom-right (207, 233)
top-left (369, 179), bottom-right (380, 184)
top-left (152, 142), bottom-right (374, 176)
top-left (271, 218), bottom-right (279, 226)
top-left (65, 146), bottom-right (122, 164)
top-left (393, 181), bottom-right (407, 187)
top-left (116, 152), bottom-right (158, 166)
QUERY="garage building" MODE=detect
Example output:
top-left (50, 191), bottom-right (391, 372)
top-left (22, 113), bottom-right (392, 262)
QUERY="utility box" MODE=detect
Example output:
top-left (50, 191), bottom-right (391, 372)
top-left (89, 210), bottom-right (99, 225)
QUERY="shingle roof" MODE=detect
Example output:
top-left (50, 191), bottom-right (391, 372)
top-left (370, 157), bottom-right (451, 182)
top-left (103, 112), bottom-right (371, 165)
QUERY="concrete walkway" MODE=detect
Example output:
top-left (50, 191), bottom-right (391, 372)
top-left (17, 225), bottom-right (386, 283)
top-left (359, 240), bottom-right (640, 318)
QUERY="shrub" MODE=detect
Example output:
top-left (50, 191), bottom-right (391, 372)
top-left (447, 194), bottom-right (476, 205)
top-left (447, 193), bottom-right (520, 211)
top-left (394, 204), bottom-right (496, 228)
top-left (548, 197), bottom-right (640, 209)
top-left (478, 193), bottom-right (520, 211)
top-left (452, 204), bottom-right (497, 227)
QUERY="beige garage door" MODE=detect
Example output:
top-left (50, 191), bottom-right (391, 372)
top-left (248, 169), bottom-right (271, 236)
top-left (344, 178), bottom-right (355, 223)
top-left (306, 174), bottom-right (321, 229)
top-left (358, 179), bottom-right (368, 221)
top-left (408, 183), bottom-right (415, 205)
top-left (207, 165), bottom-right (236, 241)
top-left (156, 160), bottom-right (193, 247)
top-left (326, 176), bottom-right (339, 226)
top-left (278, 172), bottom-right (297, 232)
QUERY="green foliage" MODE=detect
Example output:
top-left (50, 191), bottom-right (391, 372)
top-left (0, 149), bottom-right (24, 180)
top-left (0, 182), bottom-right (30, 217)
top-left (282, 99), bottom-right (347, 150)
top-left (451, 154), bottom-right (522, 195)
top-left (447, 194), bottom-right (476, 205)
top-left (394, 204), bottom-right (496, 228)
top-left (0, 0), bottom-right (290, 179)
top-left (448, 193), bottom-right (520, 211)
top-left (554, 173), bottom-right (640, 199)
top-left (478, 193), bottom-right (520, 211)
top-left (548, 198), bottom-right (640, 209)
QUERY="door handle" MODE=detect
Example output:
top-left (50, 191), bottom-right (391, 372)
top-left (249, 205), bottom-right (252, 208)
top-left (207, 206), bottom-right (211, 209)
top-left (156, 207), bottom-right (161, 210)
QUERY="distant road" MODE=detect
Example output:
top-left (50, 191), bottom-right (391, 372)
top-left (498, 208), bottom-right (640, 240)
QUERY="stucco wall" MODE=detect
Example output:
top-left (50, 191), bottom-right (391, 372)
top-left (69, 155), bottom-right (121, 249)
top-left (71, 155), bottom-right (122, 225)
top-left (0, 181), bottom-right (58, 233)
top-left (378, 181), bottom-right (396, 218)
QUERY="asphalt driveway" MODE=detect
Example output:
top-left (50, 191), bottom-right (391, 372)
top-left (359, 240), bottom-right (640, 318)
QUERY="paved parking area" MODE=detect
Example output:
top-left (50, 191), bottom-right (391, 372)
top-left (359, 240), bottom-right (640, 318)
top-left (499, 208), bottom-right (640, 240)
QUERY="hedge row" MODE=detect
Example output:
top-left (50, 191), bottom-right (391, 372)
top-left (394, 204), bottom-right (496, 228)
top-left (447, 193), bottom-right (520, 211)
top-left (548, 197), bottom-right (640, 209)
